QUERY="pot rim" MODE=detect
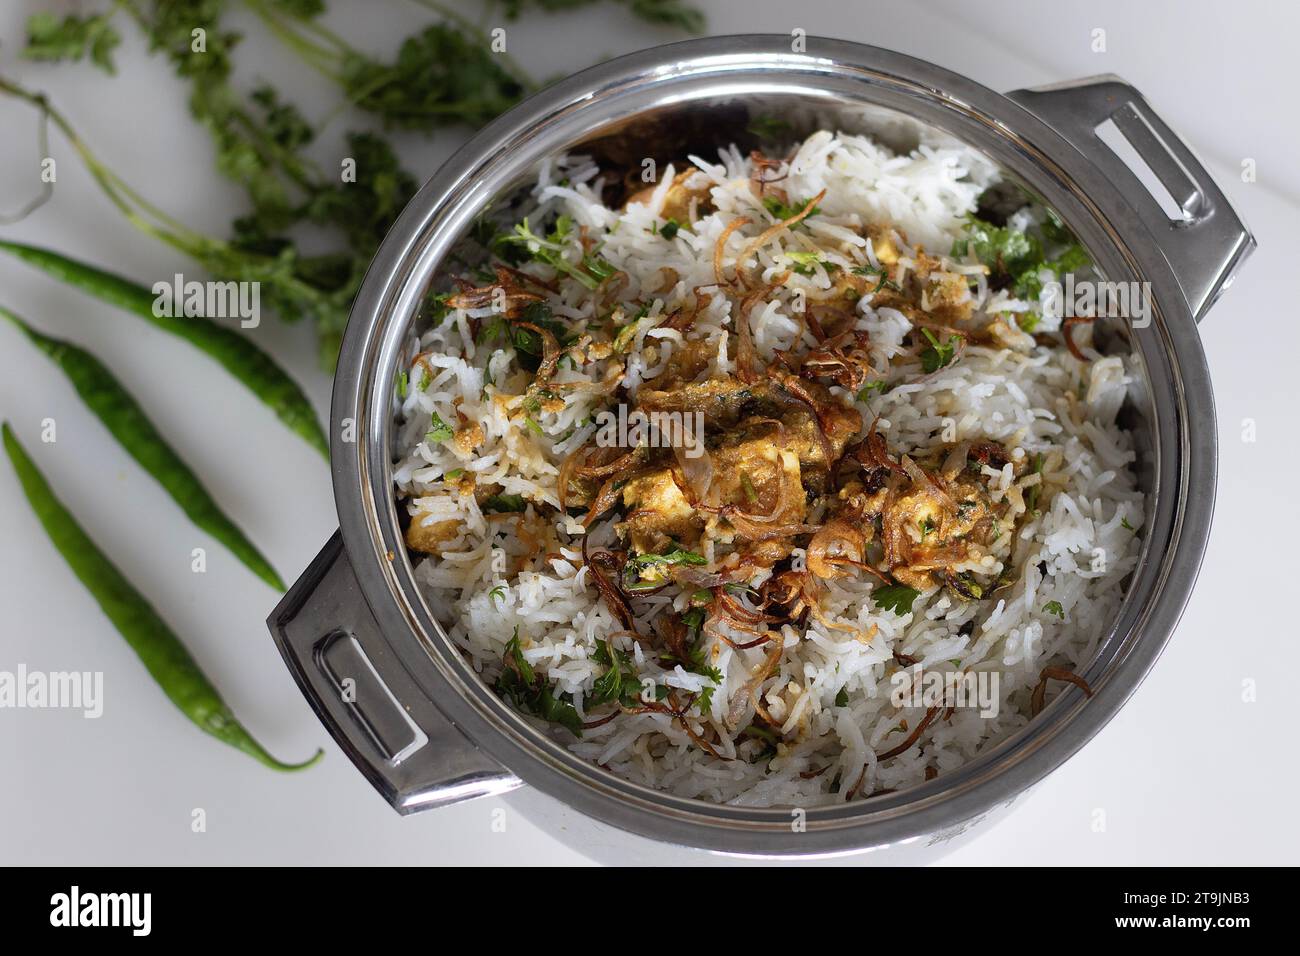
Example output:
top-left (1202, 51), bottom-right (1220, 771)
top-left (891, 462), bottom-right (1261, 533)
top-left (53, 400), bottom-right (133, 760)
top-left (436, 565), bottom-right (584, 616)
top-left (327, 35), bottom-right (1219, 856)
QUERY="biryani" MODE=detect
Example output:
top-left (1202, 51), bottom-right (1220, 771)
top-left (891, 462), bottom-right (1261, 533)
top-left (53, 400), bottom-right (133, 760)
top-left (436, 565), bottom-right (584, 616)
top-left (391, 129), bottom-right (1143, 806)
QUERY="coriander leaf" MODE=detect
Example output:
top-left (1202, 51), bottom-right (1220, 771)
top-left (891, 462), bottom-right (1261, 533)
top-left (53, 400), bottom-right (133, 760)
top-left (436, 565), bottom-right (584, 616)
top-left (23, 12), bottom-right (121, 74)
top-left (505, 629), bottom-right (534, 684)
top-left (425, 412), bottom-right (454, 444)
top-left (762, 195), bottom-right (820, 223)
top-left (501, 216), bottom-right (612, 290)
top-left (498, 0), bottom-right (706, 33)
top-left (537, 687), bottom-right (584, 735)
top-left (785, 250), bottom-right (824, 275)
top-left (495, 628), bottom-right (583, 735)
top-left (627, 548), bottom-right (708, 568)
top-left (696, 684), bottom-right (715, 716)
top-left (835, 687), bottom-right (850, 707)
top-left (747, 115), bottom-right (793, 140)
top-left (627, 0), bottom-right (706, 32)
top-left (589, 639), bottom-right (628, 704)
top-left (1025, 453), bottom-right (1045, 513)
top-left (872, 584), bottom-right (920, 615)
top-left (953, 216), bottom-right (1042, 277)
top-left (482, 493), bottom-right (528, 514)
top-left (336, 23), bottom-right (528, 130)
top-left (920, 328), bottom-right (961, 373)
top-left (1044, 600), bottom-right (1064, 619)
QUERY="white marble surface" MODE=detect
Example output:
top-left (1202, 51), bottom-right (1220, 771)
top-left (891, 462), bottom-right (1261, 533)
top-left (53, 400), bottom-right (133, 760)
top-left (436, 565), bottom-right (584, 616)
top-left (0, 1), bottom-right (1295, 865)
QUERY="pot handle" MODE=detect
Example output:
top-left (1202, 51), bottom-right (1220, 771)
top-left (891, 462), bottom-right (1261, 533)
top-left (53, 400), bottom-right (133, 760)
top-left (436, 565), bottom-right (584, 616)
top-left (268, 531), bottom-right (521, 813)
top-left (1007, 74), bottom-right (1255, 322)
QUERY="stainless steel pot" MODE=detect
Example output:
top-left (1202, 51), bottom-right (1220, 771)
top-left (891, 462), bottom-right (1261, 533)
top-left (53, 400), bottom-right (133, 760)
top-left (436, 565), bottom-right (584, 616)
top-left (269, 36), bottom-right (1253, 861)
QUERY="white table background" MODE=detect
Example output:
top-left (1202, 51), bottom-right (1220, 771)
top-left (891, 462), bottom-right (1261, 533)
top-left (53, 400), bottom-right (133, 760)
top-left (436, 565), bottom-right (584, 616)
top-left (1, 0), bottom-right (1295, 866)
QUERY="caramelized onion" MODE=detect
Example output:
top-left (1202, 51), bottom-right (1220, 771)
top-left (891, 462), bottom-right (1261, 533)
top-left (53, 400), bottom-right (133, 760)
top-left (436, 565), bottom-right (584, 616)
top-left (671, 438), bottom-right (715, 505)
top-left (733, 288), bottom-right (765, 384)
top-left (807, 518), bottom-right (867, 580)
top-left (900, 455), bottom-right (956, 513)
top-left (738, 188), bottom-right (827, 287)
top-left (1030, 665), bottom-right (1094, 717)
top-left (713, 216), bottom-right (752, 287)
top-left (582, 537), bottom-right (637, 633)
top-left (876, 704), bottom-right (941, 761)
top-left (727, 635), bottom-right (785, 727)
top-left (582, 475), bottom-right (625, 528)
top-left (1062, 315), bottom-right (1095, 363)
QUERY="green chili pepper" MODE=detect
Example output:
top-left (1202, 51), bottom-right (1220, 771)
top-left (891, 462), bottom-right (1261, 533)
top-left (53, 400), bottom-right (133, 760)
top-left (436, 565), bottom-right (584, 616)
top-left (1, 422), bottom-right (321, 771)
top-left (2, 305), bottom-right (284, 590)
top-left (0, 240), bottom-right (328, 459)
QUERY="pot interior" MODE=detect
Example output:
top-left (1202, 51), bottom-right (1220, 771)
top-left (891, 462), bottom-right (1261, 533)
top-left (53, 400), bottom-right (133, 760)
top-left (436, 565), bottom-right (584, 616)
top-left (350, 43), bottom-right (1193, 853)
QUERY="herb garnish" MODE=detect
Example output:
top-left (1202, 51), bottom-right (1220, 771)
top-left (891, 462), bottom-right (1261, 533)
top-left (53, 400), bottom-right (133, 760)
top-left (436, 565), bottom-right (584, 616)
top-left (501, 215), bottom-right (615, 290)
top-left (425, 411), bottom-right (454, 444)
top-left (495, 628), bottom-right (583, 736)
top-left (482, 493), bottom-right (527, 514)
top-left (952, 214), bottom-right (1091, 301)
top-left (919, 328), bottom-right (961, 373)
top-left (872, 584), bottom-right (920, 615)
top-left (857, 381), bottom-right (887, 402)
top-left (762, 195), bottom-right (821, 223)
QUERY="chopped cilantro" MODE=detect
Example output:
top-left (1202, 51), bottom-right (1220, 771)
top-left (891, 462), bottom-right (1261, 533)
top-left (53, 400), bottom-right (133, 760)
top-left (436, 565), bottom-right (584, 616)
top-left (835, 687), bottom-right (850, 707)
top-left (857, 381), bottom-right (887, 402)
top-left (762, 194), bottom-right (820, 223)
top-left (477, 301), bottom-right (570, 373)
top-left (495, 628), bottom-right (582, 736)
top-left (499, 215), bottom-right (614, 290)
top-left (920, 328), bottom-right (961, 373)
top-left (1044, 600), bottom-right (1064, 619)
top-left (425, 412), bottom-right (454, 444)
top-left (786, 250), bottom-right (825, 275)
top-left (747, 115), bottom-right (793, 140)
top-left (627, 548), bottom-right (707, 569)
top-left (952, 214), bottom-right (1091, 301)
top-left (481, 493), bottom-right (527, 514)
top-left (590, 639), bottom-right (660, 707)
top-left (1025, 453), bottom-right (1046, 514)
top-left (872, 584), bottom-right (920, 615)
top-left (660, 219), bottom-right (681, 241)
top-left (696, 684), bottom-right (716, 716)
